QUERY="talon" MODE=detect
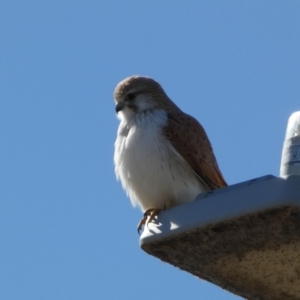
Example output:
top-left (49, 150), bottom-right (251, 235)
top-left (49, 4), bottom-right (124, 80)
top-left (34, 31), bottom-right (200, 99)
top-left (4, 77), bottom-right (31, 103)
top-left (146, 209), bottom-right (162, 229)
top-left (137, 208), bottom-right (162, 234)
top-left (137, 216), bottom-right (147, 235)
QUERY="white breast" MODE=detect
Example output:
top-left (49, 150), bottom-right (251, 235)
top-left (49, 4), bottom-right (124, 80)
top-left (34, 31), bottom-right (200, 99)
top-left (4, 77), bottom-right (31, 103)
top-left (114, 110), bottom-right (208, 212)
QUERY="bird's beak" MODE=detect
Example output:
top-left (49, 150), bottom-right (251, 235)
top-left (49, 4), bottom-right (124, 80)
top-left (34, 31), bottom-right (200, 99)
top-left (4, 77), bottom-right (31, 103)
top-left (115, 102), bottom-right (124, 114)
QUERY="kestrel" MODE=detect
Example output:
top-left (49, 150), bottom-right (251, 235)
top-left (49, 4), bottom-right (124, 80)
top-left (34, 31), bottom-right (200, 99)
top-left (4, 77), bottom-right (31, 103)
top-left (114, 76), bottom-right (227, 233)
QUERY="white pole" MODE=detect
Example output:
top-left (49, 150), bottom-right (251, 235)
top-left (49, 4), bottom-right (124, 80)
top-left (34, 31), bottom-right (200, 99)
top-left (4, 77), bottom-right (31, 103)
top-left (280, 112), bottom-right (300, 177)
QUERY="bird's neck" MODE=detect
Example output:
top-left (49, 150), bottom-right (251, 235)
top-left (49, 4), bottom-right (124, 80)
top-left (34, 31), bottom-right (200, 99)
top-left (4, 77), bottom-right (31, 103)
top-left (119, 109), bottom-right (168, 132)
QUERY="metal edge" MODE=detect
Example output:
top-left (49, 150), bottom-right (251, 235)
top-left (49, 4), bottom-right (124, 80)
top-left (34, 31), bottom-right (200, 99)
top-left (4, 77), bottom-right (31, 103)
top-left (140, 175), bottom-right (300, 246)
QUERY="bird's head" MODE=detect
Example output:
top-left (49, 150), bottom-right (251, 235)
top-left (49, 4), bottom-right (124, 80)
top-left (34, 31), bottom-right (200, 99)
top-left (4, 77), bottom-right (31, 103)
top-left (113, 76), bottom-right (176, 120)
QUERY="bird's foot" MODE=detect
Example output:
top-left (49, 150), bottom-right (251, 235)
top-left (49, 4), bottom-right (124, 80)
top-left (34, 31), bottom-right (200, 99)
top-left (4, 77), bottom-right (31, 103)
top-left (137, 208), bottom-right (162, 234)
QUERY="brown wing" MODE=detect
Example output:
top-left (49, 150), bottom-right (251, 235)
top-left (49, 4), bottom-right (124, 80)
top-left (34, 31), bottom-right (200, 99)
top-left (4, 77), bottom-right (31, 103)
top-left (164, 111), bottom-right (227, 190)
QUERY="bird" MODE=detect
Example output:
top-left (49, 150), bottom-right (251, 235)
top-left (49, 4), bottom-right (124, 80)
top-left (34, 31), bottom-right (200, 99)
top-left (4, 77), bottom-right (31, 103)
top-left (113, 75), bottom-right (227, 233)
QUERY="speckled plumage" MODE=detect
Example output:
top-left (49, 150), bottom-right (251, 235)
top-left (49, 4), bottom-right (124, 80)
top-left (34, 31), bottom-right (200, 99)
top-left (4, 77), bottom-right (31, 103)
top-left (114, 75), bottom-right (227, 213)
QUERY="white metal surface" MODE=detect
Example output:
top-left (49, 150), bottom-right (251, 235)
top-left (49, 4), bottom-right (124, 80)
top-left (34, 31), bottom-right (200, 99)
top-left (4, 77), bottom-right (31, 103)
top-left (140, 175), bottom-right (300, 300)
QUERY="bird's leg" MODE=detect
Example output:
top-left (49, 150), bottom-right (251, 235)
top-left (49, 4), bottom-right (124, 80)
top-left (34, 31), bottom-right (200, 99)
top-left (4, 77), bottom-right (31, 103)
top-left (137, 208), bottom-right (162, 234)
top-left (137, 209), bottom-right (152, 234)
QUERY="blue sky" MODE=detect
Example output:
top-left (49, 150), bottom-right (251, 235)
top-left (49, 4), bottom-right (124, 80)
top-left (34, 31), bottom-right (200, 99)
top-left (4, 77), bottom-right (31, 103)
top-left (1, 1), bottom-right (300, 299)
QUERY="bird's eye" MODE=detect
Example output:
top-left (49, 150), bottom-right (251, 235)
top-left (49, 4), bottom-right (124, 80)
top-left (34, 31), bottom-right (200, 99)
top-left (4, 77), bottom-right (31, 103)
top-left (126, 93), bottom-right (135, 100)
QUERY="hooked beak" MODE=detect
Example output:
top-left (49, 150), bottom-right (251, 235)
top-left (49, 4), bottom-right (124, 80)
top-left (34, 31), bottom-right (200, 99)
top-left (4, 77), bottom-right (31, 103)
top-left (115, 102), bottom-right (124, 114)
